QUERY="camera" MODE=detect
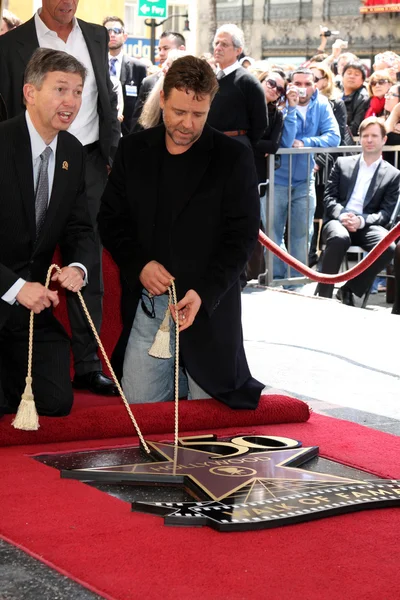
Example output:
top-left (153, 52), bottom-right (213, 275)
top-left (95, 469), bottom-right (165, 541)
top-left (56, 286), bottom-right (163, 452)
top-left (320, 28), bottom-right (340, 38)
top-left (297, 87), bottom-right (307, 98)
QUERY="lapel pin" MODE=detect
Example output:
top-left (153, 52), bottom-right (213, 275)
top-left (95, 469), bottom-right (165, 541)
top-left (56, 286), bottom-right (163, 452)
top-left (62, 161), bottom-right (69, 170)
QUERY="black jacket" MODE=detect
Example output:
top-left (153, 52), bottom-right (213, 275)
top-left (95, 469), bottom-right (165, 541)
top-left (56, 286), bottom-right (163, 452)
top-left (0, 16), bottom-right (121, 162)
top-left (98, 124), bottom-right (264, 409)
top-left (0, 114), bottom-right (95, 330)
top-left (323, 155), bottom-right (400, 226)
top-left (119, 54), bottom-right (147, 136)
top-left (343, 86), bottom-right (369, 136)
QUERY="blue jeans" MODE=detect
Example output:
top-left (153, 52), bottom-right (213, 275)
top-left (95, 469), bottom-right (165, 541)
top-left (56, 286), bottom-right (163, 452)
top-left (273, 179), bottom-right (316, 281)
top-left (122, 291), bottom-right (210, 404)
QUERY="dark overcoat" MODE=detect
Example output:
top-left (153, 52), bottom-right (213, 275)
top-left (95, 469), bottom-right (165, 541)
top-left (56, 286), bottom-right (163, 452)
top-left (98, 124), bottom-right (264, 409)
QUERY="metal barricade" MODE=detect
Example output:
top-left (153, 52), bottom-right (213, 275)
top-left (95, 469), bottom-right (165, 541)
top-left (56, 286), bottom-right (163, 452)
top-left (262, 145), bottom-right (400, 287)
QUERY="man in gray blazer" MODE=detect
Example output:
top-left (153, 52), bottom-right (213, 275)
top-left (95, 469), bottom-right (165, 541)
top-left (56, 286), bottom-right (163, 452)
top-left (316, 116), bottom-right (400, 304)
top-left (0, 1), bottom-right (120, 395)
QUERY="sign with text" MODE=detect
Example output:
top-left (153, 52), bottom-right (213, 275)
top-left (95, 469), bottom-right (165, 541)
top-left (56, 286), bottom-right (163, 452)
top-left (125, 37), bottom-right (159, 61)
top-left (138, 0), bottom-right (168, 19)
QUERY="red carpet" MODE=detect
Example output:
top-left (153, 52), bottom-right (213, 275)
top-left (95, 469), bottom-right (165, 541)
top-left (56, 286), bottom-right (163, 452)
top-left (1, 414), bottom-right (399, 600)
top-left (0, 392), bottom-right (310, 447)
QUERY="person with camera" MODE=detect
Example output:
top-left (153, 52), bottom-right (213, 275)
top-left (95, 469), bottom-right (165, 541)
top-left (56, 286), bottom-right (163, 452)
top-left (273, 68), bottom-right (340, 286)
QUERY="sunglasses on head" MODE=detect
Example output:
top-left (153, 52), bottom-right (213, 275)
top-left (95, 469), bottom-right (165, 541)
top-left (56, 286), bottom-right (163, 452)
top-left (371, 79), bottom-right (390, 86)
top-left (265, 78), bottom-right (285, 96)
top-left (107, 27), bottom-right (124, 35)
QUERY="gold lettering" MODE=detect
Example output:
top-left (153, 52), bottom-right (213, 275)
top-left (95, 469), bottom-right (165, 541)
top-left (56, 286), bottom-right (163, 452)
top-left (299, 498), bottom-right (322, 505)
top-left (369, 489), bottom-right (394, 497)
top-left (351, 492), bottom-right (371, 499)
top-left (336, 493), bottom-right (351, 500)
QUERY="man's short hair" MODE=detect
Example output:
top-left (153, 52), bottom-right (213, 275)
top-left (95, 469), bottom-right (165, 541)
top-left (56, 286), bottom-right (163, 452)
top-left (342, 62), bottom-right (367, 81)
top-left (290, 67), bottom-right (315, 82)
top-left (24, 48), bottom-right (87, 89)
top-left (214, 24), bottom-right (245, 50)
top-left (102, 16), bottom-right (124, 28)
top-left (161, 31), bottom-right (186, 47)
top-left (359, 116), bottom-right (387, 138)
top-left (163, 55), bottom-right (219, 102)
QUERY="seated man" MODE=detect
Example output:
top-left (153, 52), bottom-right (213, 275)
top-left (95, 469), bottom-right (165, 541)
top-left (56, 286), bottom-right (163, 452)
top-left (98, 55), bottom-right (264, 409)
top-left (316, 117), bottom-right (400, 304)
top-left (0, 49), bottom-right (95, 417)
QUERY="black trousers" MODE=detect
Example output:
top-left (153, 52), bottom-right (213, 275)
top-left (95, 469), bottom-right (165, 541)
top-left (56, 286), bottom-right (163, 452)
top-left (393, 242), bottom-right (400, 314)
top-left (316, 221), bottom-right (395, 298)
top-left (67, 146), bottom-right (108, 376)
top-left (0, 305), bottom-right (72, 416)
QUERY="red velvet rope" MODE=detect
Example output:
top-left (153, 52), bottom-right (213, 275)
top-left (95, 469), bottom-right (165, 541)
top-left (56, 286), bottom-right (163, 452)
top-left (258, 221), bottom-right (400, 284)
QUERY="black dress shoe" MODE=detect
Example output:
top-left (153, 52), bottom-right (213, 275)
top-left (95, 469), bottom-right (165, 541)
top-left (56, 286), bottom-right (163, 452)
top-left (73, 371), bottom-right (119, 396)
top-left (336, 286), bottom-right (354, 307)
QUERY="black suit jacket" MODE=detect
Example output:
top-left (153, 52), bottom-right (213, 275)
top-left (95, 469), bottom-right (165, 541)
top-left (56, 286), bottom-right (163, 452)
top-left (98, 124), bottom-right (264, 409)
top-left (119, 54), bottom-right (146, 136)
top-left (0, 114), bottom-right (95, 330)
top-left (0, 16), bottom-right (120, 162)
top-left (130, 71), bottom-right (161, 132)
top-left (323, 155), bottom-right (400, 227)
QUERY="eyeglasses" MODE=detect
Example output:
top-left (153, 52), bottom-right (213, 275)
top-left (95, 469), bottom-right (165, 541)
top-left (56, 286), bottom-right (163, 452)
top-left (264, 78), bottom-right (285, 96)
top-left (385, 92), bottom-right (400, 98)
top-left (314, 75), bottom-right (327, 83)
top-left (371, 79), bottom-right (390, 86)
top-left (107, 27), bottom-right (124, 35)
top-left (140, 291), bottom-right (156, 319)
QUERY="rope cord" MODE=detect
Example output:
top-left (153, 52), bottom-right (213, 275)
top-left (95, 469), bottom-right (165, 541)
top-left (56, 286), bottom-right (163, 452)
top-left (42, 265), bottom-right (156, 453)
top-left (258, 220), bottom-right (400, 283)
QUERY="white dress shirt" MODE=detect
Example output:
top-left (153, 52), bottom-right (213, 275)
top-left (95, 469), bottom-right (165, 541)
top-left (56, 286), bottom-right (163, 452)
top-left (343, 156), bottom-right (382, 228)
top-left (1, 113), bottom-right (87, 305)
top-left (34, 9), bottom-right (99, 146)
top-left (217, 61), bottom-right (241, 78)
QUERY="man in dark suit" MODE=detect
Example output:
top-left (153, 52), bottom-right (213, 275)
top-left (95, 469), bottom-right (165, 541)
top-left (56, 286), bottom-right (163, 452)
top-left (98, 56), bottom-right (264, 409)
top-left (103, 16), bottom-right (146, 136)
top-left (0, 0), bottom-right (121, 395)
top-left (130, 31), bottom-right (186, 132)
top-left (316, 116), bottom-right (400, 304)
top-left (0, 48), bottom-right (95, 417)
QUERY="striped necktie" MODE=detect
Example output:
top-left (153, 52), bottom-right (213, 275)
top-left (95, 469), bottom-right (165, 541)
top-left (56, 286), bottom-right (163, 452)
top-left (35, 146), bottom-right (52, 240)
top-left (109, 57), bottom-right (118, 77)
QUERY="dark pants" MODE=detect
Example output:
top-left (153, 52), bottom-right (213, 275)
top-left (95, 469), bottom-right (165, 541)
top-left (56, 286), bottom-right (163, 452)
top-left (67, 146), bottom-right (108, 376)
top-left (0, 305), bottom-right (72, 416)
top-left (316, 221), bottom-right (395, 298)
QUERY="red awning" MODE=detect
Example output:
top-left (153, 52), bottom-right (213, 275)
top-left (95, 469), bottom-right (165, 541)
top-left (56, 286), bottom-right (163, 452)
top-left (360, 0), bottom-right (400, 13)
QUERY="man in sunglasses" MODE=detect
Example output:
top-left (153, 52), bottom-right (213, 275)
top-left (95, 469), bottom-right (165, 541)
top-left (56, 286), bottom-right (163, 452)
top-left (0, 0), bottom-right (121, 396)
top-left (103, 16), bottom-right (146, 136)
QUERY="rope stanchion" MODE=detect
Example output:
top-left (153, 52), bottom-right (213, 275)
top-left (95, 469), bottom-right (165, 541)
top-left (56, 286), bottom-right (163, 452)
top-left (258, 220), bottom-right (400, 284)
top-left (12, 265), bottom-right (182, 453)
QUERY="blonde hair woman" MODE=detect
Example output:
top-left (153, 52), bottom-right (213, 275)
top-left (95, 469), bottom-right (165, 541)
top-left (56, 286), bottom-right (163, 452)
top-left (138, 49), bottom-right (188, 130)
top-left (365, 69), bottom-right (395, 118)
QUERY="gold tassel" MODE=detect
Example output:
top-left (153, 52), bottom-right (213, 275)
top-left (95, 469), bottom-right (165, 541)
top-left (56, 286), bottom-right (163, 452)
top-left (148, 308), bottom-right (172, 359)
top-left (12, 376), bottom-right (40, 431)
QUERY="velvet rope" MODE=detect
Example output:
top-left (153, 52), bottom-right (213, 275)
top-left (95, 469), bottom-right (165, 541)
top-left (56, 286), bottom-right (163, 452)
top-left (258, 220), bottom-right (400, 284)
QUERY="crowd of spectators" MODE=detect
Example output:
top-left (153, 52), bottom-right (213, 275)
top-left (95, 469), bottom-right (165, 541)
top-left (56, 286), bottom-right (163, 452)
top-left (1, 6), bottom-right (400, 318)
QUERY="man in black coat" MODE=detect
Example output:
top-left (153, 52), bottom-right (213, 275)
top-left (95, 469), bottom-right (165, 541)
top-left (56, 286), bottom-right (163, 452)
top-left (0, 0), bottom-right (121, 395)
top-left (0, 49), bottom-right (95, 417)
top-left (103, 16), bottom-right (147, 136)
top-left (316, 117), bottom-right (400, 303)
top-left (98, 56), bottom-right (264, 409)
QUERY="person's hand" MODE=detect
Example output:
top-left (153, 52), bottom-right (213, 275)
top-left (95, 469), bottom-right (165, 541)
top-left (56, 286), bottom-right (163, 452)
top-left (292, 139), bottom-right (304, 148)
top-left (16, 282), bottom-right (59, 314)
top-left (117, 115), bottom-right (124, 122)
top-left (286, 85), bottom-right (299, 108)
top-left (51, 266), bottom-right (84, 293)
top-left (140, 260), bottom-right (174, 296)
top-left (170, 289), bottom-right (201, 332)
top-left (341, 213), bottom-right (361, 232)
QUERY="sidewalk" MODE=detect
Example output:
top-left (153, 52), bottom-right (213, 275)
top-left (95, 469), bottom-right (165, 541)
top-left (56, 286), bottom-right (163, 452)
top-left (242, 283), bottom-right (400, 435)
